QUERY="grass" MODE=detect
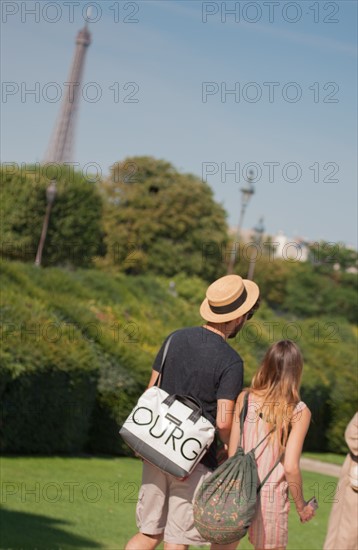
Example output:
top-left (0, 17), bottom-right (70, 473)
top-left (0, 457), bottom-right (338, 550)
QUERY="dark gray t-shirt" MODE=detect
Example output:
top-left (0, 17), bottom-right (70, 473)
top-left (152, 326), bottom-right (244, 470)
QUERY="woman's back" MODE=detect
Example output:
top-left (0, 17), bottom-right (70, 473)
top-left (242, 391), bottom-right (307, 484)
top-left (240, 391), bottom-right (308, 549)
top-left (228, 341), bottom-right (315, 549)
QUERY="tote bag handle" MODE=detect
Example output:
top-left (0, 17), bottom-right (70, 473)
top-left (153, 334), bottom-right (174, 388)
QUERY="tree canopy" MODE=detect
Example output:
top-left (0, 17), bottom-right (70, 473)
top-left (250, 257), bottom-right (357, 324)
top-left (100, 156), bottom-right (229, 281)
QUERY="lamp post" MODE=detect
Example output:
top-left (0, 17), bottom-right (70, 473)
top-left (34, 180), bottom-right (57, 267)
top-left (227, 170), bottom-right (255, 274)
top-left (247, 216), bottom-right (265, 280)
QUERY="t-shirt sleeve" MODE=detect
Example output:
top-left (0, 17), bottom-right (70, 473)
top-left (216, 358), bottom-right (243, 401)
top-left (152, 334), bottom-right (172, 372)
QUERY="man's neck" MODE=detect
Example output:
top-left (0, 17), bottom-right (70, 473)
top-left (202, 324), bottom-right (226, 340)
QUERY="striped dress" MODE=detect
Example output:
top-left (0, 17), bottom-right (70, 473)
top-left (242, 393), bottom-right (307, 549)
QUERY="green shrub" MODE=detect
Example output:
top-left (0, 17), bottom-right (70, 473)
top-left (87, 360), bottom-right (146, 455)
top-left (1, 165), bottom-right (104, 267)
top-left (0, 260), bottom-right (357, 455)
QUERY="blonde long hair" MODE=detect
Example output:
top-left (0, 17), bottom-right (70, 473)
top-left (249, 340), bottom-right (303, 450)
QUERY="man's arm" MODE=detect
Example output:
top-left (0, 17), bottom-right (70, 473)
top-left (216, 399), bottom-right (236, 445)
top-left (147, 369), bottom-right (159, 388)
top-left (228, 391), bottom-right (245, 456)
top-left (215, 353), bottom-right (244, 454)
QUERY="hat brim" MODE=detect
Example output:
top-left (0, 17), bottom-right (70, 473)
top-left (200, 279), bottom-right (260, 323)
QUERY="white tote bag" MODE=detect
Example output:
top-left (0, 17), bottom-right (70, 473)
top-left (119, 336), bottom-right (215, 479)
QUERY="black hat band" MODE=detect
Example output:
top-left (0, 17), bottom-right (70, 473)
top-left (209, 288), bottom-right (248, 315)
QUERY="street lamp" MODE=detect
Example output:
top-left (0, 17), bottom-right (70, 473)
top-left (227, 170), bottom-right (255, 274)
top-left (247, 216), bottom-right (265, 280)
top-left (34, 179), bottom-right (57, 267)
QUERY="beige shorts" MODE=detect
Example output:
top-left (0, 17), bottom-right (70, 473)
top-left (136, 461), bottom-right (212, 546)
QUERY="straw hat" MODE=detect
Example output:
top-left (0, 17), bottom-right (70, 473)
top-left (200, 274), bottom-right (259, 323)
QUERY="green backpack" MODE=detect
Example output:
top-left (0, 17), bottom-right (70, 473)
top-left (193, 392), bottom-right (282, 545)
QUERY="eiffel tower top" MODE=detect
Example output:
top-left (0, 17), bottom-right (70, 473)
top-left (76, 24), bottom-right (91, 47)
top-left (43, 21), bottom-right (92, 165)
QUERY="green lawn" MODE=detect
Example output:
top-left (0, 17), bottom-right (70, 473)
top-left (0, 457), bottom-right (338, 550)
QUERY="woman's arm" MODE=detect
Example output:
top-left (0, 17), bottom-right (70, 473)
top-left (284, 405), bottom-right (315, 522)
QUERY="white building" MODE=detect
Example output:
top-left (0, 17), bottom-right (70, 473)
top-left (272, 231), bottom-right (309, 262)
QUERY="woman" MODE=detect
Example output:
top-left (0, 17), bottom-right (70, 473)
top-left (324, 412), bottom-right (358, 550)
top-left (227, 340), bottom-right (315, 550)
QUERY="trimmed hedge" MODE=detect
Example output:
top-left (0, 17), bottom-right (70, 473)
top-left (1, 366), bottom-right (98, 454)
top-left (0, 261), bottom-right (178, 455)
top-left (0, 260), bottom-right (357, 455)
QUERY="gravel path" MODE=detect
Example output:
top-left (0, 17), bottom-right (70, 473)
top-left (300, 458), bottom-right (341, 478)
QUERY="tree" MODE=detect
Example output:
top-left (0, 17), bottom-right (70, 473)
top-left (250, 257), bottom-right (291, 310)
top-left (283, 262), bottom-right (357, 323)
top-left (100, 157), bottom-right (229, 280)
top-left (308, 240), bottom-right (358, 273)
top-left (1, 165), bottom-right (105, 267)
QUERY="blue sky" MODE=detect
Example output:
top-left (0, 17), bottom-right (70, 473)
top-left (2, 0), bottom-right (357, 247)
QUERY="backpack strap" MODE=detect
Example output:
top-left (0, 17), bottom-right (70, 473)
top-left (253, 426), bottom-right (284, 493)
top-left (252, 426), bottom-right (275, 452)
top-left (257, 454), bottom-right (283, 493)
top-left (253, 424), bottom-right (284, 492)
top-left (239, 391), bottom-right (250, 447)
top-left (239, 392), bottom-right (283, 493)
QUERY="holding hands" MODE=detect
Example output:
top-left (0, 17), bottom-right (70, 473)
top-left (297, 499), bottom-right (317, 523)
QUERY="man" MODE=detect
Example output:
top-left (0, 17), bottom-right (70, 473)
top-left (125, 274), bottom-right (260, 550)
